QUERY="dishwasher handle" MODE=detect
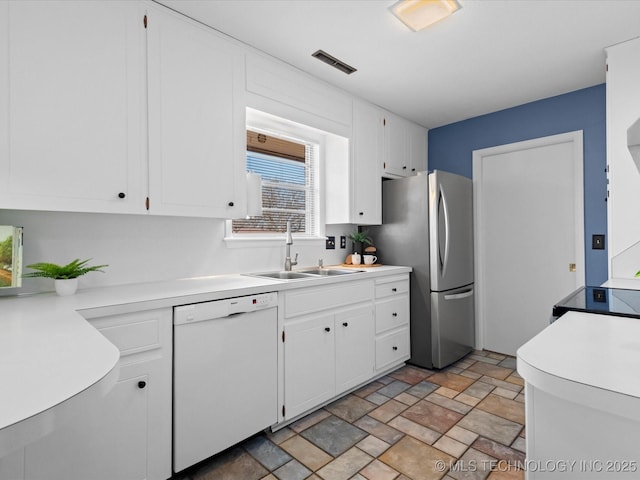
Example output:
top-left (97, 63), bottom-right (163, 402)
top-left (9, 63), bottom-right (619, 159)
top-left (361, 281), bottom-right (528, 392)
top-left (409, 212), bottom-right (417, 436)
top-left (174, 292), bottom-right (278, 325)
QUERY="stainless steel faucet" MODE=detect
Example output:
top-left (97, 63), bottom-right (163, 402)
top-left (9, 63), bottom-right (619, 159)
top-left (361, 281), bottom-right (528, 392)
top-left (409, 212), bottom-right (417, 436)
top-left (284, 220), bottom-right (298, 271)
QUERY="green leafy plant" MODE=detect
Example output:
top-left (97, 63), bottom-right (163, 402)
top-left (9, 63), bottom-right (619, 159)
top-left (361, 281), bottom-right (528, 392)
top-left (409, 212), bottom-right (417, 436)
top-left (23, 258), bottom-right (108, 280)
top-left (636, 270), bottom-right (640, 278)
top-left (347, 230), bottom-right (373, 246)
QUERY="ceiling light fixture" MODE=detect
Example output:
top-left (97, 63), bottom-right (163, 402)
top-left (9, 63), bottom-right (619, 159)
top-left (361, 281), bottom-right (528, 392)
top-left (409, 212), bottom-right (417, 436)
top-left (390, 0), bottom-right (461, 31)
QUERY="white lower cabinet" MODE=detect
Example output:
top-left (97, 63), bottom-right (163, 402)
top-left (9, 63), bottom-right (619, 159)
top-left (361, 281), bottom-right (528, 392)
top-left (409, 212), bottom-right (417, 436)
top-left (335, 306), bottom-right (376, 393)
top-left (284, 312), bottom-right (337, 419)
top-left (375, 275), bottom-right (411, 372)
top-left (282, 281), bottom-right (375, 421)
top-left (19, 308), bottom-right (172, 480)
top-left (281, 275), bottom-right (409, 423)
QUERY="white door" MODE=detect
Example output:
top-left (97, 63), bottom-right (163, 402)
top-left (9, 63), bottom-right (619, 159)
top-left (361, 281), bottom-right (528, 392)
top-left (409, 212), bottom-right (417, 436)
top-left (474, 131), bottom-right (584, 355)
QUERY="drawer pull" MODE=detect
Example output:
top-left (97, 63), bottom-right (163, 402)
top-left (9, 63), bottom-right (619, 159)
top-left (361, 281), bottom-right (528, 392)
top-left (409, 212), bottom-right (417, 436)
top-left (392, 312), bottom-right (398, 317)
top-left (138, 381), bottom-right (147, 389)
top-left (118, 192), bottom-right (126, 199)
top-left (325, 327), bottom-right (331, 332)
top-left (392, 346), bottom-right (398, 351)
top-left (392, 288), bottom-right (397, 292)
top-left (228, 201), bottom-right (234, 207)
top-left (342, 322), bottom-right (349, 327)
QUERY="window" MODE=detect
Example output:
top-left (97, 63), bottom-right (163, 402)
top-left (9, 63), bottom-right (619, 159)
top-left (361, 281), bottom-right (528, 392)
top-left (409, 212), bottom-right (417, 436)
top-left (231, 128), bottom-right (320, 237)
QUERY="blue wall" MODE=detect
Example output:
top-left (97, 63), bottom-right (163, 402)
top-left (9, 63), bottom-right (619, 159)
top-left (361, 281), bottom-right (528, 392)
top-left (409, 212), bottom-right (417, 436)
top-left (428, 84), bottom-right (607, 286)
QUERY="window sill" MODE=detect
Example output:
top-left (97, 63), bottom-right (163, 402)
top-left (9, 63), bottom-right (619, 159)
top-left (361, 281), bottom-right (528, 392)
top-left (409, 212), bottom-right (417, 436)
top-left (224, 235), bottom-right (327, 249)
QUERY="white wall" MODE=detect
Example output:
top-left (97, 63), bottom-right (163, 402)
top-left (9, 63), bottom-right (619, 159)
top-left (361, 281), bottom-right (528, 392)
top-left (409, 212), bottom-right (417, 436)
top-left (0, 209), bottom-right (355, 294)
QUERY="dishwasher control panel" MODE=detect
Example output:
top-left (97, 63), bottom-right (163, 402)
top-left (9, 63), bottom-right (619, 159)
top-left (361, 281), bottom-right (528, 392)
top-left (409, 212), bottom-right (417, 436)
top-left (174, 292), bottom-right (278, 325)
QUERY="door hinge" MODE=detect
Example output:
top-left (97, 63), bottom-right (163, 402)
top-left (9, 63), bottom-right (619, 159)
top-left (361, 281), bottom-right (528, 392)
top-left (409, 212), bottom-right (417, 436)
top-left (145, 197), bottom-right (150, 210)
top-left (282, 405), bottom-right (286, 417)
top-left (281, 330), bottom-right (285, 342)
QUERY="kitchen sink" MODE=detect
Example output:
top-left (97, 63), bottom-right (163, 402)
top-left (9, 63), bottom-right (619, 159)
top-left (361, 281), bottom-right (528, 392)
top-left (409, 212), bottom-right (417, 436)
top-left (300, 268), bottom-right (363, 276)
top-left (246, 268), bottom-right (364, 281)
top-left (249, 271), bottom-right (316, 280)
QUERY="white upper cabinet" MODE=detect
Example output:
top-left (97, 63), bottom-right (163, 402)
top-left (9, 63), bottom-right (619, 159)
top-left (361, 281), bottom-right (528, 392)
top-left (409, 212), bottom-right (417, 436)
top-left (351, 101), bottom-right (383, 225)
top-left (382, 111), bottom-right (428, 178)
top-left (408, 120), bottom-right (428, 174)
top-left (325, 100), bottom-right (382, 225)
top-left (146, 4), bottom-right (246, 218)
top-left (0, 1), bottom-right (146, 214)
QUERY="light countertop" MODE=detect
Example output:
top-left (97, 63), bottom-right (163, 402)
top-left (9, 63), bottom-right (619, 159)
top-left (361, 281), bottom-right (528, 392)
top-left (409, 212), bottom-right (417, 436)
top-left (517, 310), bottom-right (640, 419)
top-left (0, 265), bottom-right (410, 456)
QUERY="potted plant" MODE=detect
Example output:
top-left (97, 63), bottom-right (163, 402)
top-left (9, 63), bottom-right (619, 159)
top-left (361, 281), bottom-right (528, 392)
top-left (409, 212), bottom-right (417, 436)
top-left (23, 258), bottom-right (108, 296)
top-left (347, 230), bottom-right (373, 256)
top-left (636, 270), bottom-right (640, 278)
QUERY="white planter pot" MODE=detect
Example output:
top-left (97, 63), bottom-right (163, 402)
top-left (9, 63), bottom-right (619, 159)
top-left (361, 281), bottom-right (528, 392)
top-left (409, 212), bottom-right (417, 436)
top-left (54, 278), bottom-right (78, 296)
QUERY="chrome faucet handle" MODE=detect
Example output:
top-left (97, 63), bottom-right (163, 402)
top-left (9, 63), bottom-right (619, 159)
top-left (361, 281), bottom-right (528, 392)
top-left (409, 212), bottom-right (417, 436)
top-left (293, 253), bottom-right (298, 265)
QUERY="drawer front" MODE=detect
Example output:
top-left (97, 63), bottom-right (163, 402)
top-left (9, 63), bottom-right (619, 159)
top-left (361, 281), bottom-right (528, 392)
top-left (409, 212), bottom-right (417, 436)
top-left (375, 277), bottom-right (409, 299)
top-left (89, 309), bottom-right (170, 358)
top-left (284, 280), bottom-right (373, 318)
top-left (375, 328), bottom-right (410, 371)
top-left (375, 295), bottom-right (409, 334)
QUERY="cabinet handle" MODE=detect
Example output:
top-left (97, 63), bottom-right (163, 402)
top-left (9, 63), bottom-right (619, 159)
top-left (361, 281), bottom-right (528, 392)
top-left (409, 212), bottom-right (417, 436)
top-left (392, 288), bottom-right (397, 292)
top-left (228, 201), bottom-right (234, 207)
top-left (118, 192), bottom-right (126, 199)
top-left (392, 346), bottom-right (398, 351)
top-left (138, 381), bottom-right (147, 389)
top-left (411, 168), bottom-right (416, 172)
top-left (359, 212), bottom-right (364, 216)
top-left (402, 165), bottom-right (407, 170)
top-left (342, 322), bottom-right (348, 327)
top-left (392, 312), bottom-right (398, 317)
top-left (325, 327), bottom-right (331, 332)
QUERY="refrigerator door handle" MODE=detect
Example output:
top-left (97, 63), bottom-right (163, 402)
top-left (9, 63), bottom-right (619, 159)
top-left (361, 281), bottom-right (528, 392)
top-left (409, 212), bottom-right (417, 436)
top-left (444, 288), bottom-right (473, 300)
top-left (438, 187), bottom-right (451, 278)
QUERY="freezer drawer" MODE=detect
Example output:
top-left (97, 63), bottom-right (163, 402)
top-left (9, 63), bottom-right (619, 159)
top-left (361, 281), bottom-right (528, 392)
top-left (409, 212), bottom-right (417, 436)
top-left (431, 285), bottom-right (475, 368)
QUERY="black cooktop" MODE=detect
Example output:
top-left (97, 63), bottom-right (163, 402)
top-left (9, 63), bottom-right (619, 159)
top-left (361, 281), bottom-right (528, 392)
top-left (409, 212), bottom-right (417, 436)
top-left (552, 286), bottom-right (640, 319)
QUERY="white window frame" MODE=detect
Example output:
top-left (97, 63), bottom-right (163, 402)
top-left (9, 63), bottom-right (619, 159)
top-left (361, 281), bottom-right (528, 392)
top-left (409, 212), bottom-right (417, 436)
top-left (224, 109), bottom-right (327, 248)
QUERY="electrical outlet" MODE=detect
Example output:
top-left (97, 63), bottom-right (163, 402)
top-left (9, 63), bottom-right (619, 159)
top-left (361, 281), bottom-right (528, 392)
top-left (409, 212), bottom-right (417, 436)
top-left (340, 236), bottom-right (346, 249)
top-left (326, 236), bottom-right (335, 249)
top-left (592, 234), bottom-right (605, 250)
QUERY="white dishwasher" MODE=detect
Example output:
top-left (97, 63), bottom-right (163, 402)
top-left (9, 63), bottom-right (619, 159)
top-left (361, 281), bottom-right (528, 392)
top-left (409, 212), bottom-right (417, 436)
top-left (173, 292), bottom-right (278, 473)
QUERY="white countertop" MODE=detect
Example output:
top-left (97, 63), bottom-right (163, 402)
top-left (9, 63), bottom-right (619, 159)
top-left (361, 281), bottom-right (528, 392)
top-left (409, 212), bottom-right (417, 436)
top-left (602, 277), bottom-right (640, 290)
top-left (517, 310), bottom-right (640, 419)
top-left (0, 265), bottom-right (410, 455)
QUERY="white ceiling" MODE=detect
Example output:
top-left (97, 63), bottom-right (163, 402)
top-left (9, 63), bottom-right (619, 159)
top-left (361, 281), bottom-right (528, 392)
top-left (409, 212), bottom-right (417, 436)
top-left (159, 0), bottom-right (640, 129)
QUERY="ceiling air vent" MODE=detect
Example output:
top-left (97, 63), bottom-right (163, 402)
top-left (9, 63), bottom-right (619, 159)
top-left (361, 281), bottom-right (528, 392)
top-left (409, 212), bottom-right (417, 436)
top-left (312, 50), bottom-right (357, 75)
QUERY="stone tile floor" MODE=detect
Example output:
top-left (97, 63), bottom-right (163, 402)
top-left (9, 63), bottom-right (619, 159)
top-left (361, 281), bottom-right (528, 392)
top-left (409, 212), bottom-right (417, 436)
top-left (178, 351), bottom-right (525, 480)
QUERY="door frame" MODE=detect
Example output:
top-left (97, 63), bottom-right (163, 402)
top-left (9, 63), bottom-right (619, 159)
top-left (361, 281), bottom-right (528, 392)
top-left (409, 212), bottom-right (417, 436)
top-left (472, 131), bottom-right (585, 350)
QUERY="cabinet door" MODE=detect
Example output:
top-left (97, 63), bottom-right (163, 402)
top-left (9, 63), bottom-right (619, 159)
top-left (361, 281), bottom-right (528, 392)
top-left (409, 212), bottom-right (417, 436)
top-left (408, 122), bottom-right (428, 175)
top-left (23, 308), bottom-right (172, 480)
top-left (147, 4), bottom-right (246, 218)
top-left (375, 327), bottom-right (410, 373)
top-left (24, 367), bottom-right (149, 480)
top-left (383, 112), bottom-right (410, 178)
top-left (0, 1), bottom-right (146, 214)
top-left (284, 313), bottom-right (335, 419)
top-left (352, 101), bottom-right (383, 225)
top-left (335, 305), bottom-right (375, 394)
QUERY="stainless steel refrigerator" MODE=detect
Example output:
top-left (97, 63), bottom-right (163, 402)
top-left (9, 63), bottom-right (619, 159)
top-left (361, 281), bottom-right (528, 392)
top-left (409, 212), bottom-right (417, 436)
top-left (369, 170), bottom-right (475, 369)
